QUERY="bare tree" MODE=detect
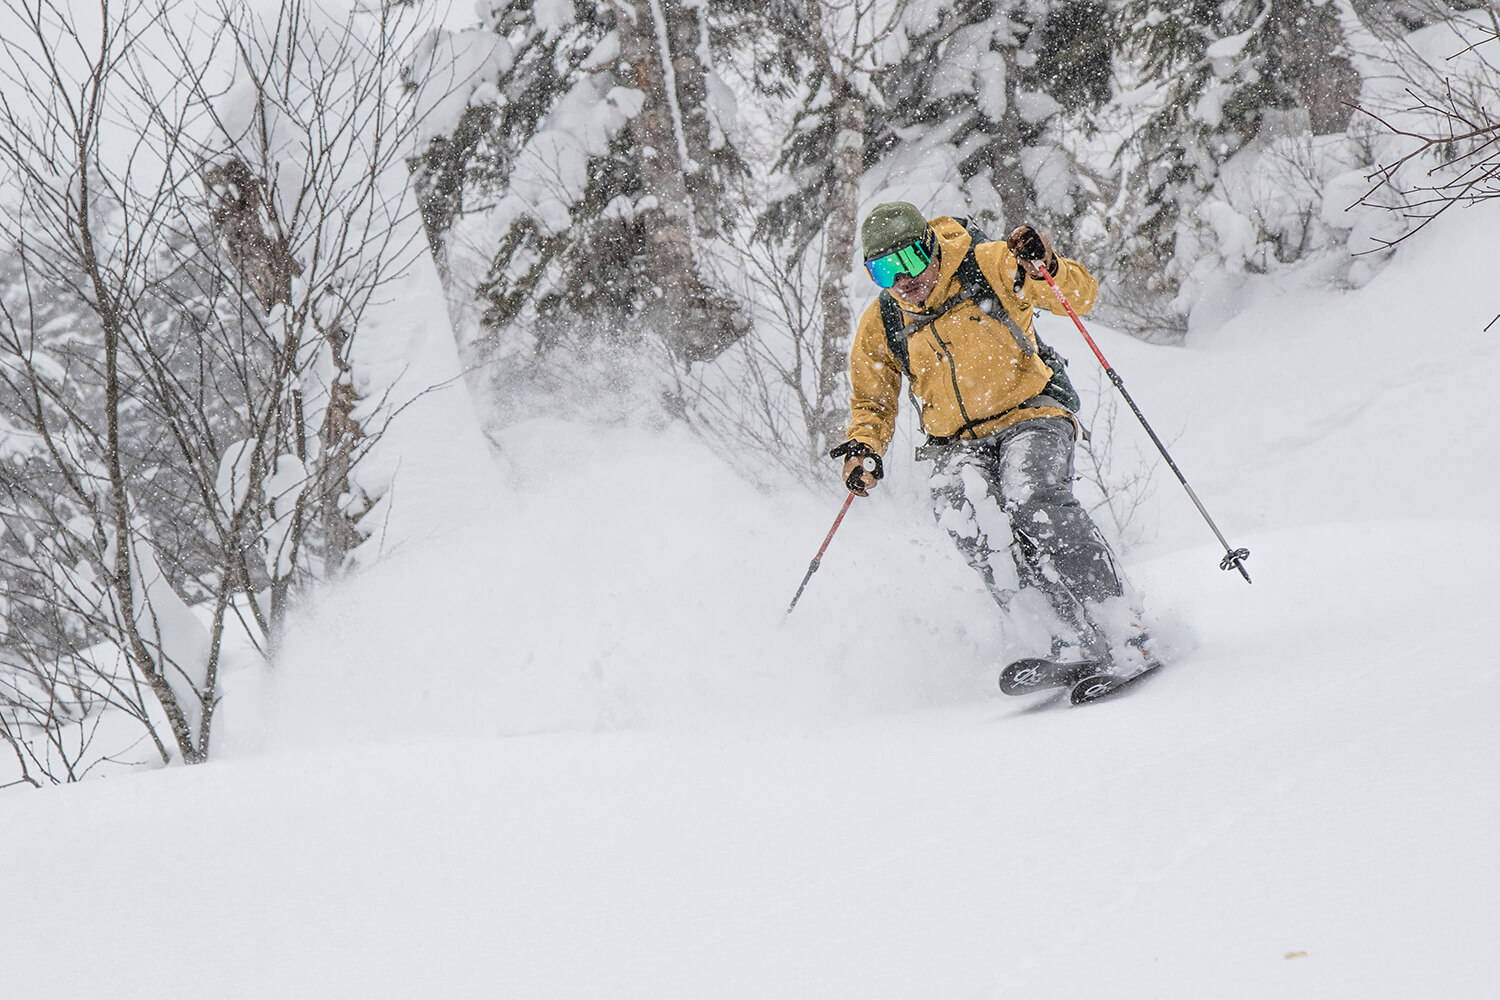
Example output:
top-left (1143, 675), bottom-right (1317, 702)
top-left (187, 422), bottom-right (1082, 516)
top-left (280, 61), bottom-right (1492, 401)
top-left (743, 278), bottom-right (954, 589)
top-left (662, 233), bottom-right (842, 482)
top-left (797, 0), bottom-right (874, 457)
top-left (1351, 4), bottom-right (1500, 328)
top-left (0, 0), bottom-right (437, 773)
top-left (746, 0), bottom-right (914, 462)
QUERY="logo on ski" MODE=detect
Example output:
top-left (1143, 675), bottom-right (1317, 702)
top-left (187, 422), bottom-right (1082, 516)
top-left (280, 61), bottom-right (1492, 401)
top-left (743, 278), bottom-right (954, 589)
top-left (999, 653), bottom-right (1163, 705)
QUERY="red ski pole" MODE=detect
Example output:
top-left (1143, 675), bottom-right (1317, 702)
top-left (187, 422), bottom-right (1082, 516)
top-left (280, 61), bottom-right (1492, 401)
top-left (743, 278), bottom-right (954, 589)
top-left (1036, 264), bottom-right (1252, 583)
top-left (786, 486), bottom-right (863, 616)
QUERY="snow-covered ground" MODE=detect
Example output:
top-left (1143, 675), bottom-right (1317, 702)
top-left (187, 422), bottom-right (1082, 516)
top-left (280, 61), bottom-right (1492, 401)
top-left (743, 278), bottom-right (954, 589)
top-left (5, 196), bottom-right (1499, 997)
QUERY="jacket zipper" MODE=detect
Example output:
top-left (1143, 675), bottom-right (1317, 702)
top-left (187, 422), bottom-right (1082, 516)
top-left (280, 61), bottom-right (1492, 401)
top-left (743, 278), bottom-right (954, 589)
top-left (925, 319), bottom-right (977, 436)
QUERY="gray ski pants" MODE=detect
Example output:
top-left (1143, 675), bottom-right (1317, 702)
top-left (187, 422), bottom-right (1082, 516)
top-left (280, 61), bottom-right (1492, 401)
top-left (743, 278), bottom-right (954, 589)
top-left (925, 416), bottom-right (1122, 649)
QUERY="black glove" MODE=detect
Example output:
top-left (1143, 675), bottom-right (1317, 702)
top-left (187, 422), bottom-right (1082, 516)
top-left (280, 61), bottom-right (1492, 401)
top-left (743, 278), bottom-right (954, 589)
top-left (1007, 224), bottom-right (1059, 287)
top-left (829, 440), bottom-right (884, 496)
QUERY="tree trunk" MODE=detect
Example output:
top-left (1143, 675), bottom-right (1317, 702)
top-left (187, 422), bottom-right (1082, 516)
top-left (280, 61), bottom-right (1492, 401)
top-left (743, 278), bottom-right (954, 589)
top-left (318, 321), bottom-right (365, 571)
top-left (660, 0), bottom-right (719, 236)
top-left (994, 49), bottom-right (1033, 230)
top-left (816, 74), bottom-right (865, 456)
top-left (612, 0), bottom-right (745, 362)
top-left (205, 154), bottom-right (368, 572)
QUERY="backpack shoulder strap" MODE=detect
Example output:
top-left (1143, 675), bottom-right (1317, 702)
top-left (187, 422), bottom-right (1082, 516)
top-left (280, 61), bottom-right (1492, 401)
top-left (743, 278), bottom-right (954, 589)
top-left (877, 291), bottom-right (911, 377)
top-left (956, 218), bottom-right (1082, 413)
top-left (953, 226), bottom-right (1034, 358)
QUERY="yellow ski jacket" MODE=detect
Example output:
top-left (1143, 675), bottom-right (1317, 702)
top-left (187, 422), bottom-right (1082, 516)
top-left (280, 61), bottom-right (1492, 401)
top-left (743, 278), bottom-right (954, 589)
top-left (845, 216), bottom-right (1099, 454)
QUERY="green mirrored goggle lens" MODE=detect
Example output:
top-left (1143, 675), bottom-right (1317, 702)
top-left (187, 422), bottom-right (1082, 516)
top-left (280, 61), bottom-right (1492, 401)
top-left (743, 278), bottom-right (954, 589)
top-left (864, 239), bottom-right (932, 287)
top-left (864, 253), bottom-right (905, 287)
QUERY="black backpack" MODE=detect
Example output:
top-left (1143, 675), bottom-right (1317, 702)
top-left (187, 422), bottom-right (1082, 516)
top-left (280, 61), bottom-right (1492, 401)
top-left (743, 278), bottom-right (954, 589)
top-left (876, 218), bottom-right (1080, 413)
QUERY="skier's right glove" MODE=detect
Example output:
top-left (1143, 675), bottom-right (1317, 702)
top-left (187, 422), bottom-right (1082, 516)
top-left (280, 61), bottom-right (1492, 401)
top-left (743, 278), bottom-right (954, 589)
top-left (829, 440), bottom-right (884, 496)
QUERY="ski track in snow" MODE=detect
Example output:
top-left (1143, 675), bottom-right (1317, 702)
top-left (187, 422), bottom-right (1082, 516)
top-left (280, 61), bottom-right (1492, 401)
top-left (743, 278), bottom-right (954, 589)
top-left (6, 198), bottom-right (1500, 999)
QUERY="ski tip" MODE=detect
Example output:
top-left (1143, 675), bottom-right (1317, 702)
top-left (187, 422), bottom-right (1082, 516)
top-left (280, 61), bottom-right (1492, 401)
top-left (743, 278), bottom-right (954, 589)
top-left (1069, 673), bottom-right (1117, 705)
top-left (1068, 660), bottom-right (1161, 706)
top-left (998, 658), bottom-right (1102, 696)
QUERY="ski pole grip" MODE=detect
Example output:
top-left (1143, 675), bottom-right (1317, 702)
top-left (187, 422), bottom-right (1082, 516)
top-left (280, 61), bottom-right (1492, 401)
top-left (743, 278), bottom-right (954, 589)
top-left (830, 440), bottom-right (884, 492)
top-left (845, 454), bottom-right (883, 493)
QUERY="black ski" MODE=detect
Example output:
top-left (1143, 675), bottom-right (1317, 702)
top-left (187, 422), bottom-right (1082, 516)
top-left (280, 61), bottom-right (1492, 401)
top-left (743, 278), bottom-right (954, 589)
top-left (1068, 659), bottom-right (1162, 705)
top-left (998, 657), bottom-right (1104, 696)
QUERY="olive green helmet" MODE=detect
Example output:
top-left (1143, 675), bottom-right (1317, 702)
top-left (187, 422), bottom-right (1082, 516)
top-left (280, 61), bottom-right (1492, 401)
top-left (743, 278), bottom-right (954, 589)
top-left (860, 201), bottom-right (929, 260)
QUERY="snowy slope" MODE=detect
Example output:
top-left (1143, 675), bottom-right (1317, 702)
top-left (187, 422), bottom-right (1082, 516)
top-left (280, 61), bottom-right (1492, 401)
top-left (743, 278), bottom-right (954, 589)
top-left (6, 202), bottom-right (1500, 998)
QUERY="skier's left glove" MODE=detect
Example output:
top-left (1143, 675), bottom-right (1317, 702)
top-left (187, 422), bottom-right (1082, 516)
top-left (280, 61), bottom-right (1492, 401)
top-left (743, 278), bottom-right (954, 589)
top-left (1007, 224), bottom-right (1059, 283)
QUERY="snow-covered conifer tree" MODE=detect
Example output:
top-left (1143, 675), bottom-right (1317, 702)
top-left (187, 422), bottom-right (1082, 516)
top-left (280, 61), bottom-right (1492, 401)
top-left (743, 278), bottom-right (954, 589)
top-left (1107, 0), bottom-right (1363, 327)
top-left (870, 0), bottom-right (1114, 234)
top-left (411, 0), bottom-right (751, 369)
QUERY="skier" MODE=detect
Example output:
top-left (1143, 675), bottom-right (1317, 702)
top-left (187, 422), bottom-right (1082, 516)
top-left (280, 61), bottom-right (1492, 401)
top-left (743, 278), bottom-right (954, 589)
top-left (832, 201), bottom-right (1151, 685)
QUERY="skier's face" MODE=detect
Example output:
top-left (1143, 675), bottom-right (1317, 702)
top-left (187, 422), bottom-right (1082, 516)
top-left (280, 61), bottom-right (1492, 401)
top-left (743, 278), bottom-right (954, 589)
top-left (891, 256), bottom-right (938, 304)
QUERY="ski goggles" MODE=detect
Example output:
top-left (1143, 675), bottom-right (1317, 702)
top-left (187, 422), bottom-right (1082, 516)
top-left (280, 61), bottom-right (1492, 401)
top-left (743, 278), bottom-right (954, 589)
top-left (863, 236), bottom-right (933, 288)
